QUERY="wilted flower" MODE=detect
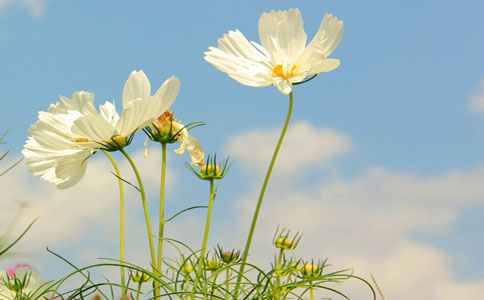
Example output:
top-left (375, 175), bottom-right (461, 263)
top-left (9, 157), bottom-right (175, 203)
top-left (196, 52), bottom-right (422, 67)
top-left (144, 111), bottom-right (205, 167)
top-left (205, 8), bottom-right (343, 94)
top-left (22, 70), bottom-right (179, 188)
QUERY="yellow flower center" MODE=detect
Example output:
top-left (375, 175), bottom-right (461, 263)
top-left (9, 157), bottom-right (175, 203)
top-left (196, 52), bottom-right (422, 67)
top-left (272, 65), bottom-right (298, 79)
top-left (75, 138), bottom-right (89, 143)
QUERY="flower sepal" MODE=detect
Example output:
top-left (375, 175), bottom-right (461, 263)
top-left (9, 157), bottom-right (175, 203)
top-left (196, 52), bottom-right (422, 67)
top-left (144, 111), bottom-right (205, 145)
top-left (185, 154), bottom-right (233, 181)
top-left (273, 226), bottom-right (302, 250)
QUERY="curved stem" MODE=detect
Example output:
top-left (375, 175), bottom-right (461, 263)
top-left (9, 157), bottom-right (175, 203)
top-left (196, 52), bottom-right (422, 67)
top-left (101, 150), bottom-right (126, 300)
top-left (236, 91), bottom-right (294, 293)
top-left (119, 148), bottom-right (158, 297)
top-left (193, 179), bottom-right (216, 294)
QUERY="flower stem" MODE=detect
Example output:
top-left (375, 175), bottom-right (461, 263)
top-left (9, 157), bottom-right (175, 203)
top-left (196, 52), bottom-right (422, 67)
top-left (120, 148), bottom-right (158, 297)
top-left (236, 91), bottom-right (294, 291)
top-left (155, 143), bottom-right (167, 296)
top-left (101, 150), bottom-right (126, 300)
top-left (225, 268), bottom-right (230, 300)
top-left (193, 179), bottom-right (216, 295)
top-left (135, 281), bottom-right (143, 300)
top-left (185, 275), bottom-right (190, 300)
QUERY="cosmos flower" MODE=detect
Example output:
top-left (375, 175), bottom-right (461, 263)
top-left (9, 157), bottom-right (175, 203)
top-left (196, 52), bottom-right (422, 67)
top-left (23, 70), bottom-right (180, 188)
top-left (22, 91), bottom-right (99, 189)
top-left (204, 8), bottom-right (343, 94)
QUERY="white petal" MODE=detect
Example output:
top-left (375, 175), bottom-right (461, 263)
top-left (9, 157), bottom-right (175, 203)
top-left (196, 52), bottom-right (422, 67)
top-left (144, 137), bottom-right (150, 157)
top-left (53, 91), bottom-right (97, 116)
top-left (317, 13), bottom-right (344, 57)
top-left (55, 151), bottom-right (91, 189)
top-left (310, 58), bottom-right (340, 74)
top-left (204, 30), bottom-right (274, 87)
top-left (154, 76), bottom-right (180, 113)
top-left (273, 78), bottom-right (293, 94)
top-left (185, 135), bottom-right (205, 167)
top-left (122, 70), bottom-right (151, 108)
top-left (116, 96), bottom-right (161, 137)
top-left (72, 114), bottom-right (115, 143)
top-left (99, 100), bottom-right (120, 125)
top-left (298, 13), bottom-right (343, 72)
top-left (258, 8), bottom-right (307, 65)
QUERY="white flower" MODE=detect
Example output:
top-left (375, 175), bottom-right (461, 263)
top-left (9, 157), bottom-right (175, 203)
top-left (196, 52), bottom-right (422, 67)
top-left (71, 71), bottom-right (180, 151)
top-left (204, 8), bottom-right (343, 94)
top-left (23, 70), bottom-right (180, 189)
top-left (22, 91), bottom-right (98, 189)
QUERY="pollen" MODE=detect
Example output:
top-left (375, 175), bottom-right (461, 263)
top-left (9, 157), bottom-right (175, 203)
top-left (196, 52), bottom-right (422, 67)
top-left (157, 111), bottom-right (175, 123)
top-left (75, 138), bottom-right (89, 143)
top-left (272, 65), bottom-right (298, 79)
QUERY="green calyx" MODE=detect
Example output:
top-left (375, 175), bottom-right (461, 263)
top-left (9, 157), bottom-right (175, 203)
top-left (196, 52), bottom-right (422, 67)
top-left (186, 154), bottom-right (233, 181)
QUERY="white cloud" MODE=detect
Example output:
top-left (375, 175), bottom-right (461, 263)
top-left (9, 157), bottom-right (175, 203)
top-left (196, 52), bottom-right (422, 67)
top-left (2, 121), bottom-right (484, 299)
top-left (223, 122), bottom-right (484, 299)
top-left (231, 166), bottom-right (484, 299)
top-left (0, 149), bottom-right (177, 275)
top-left (469, 77), bottom-right (484, 114)
top-left (0, 0), bottom-right (45, 17)
top-left (225, 121), bottom-right (352, 175)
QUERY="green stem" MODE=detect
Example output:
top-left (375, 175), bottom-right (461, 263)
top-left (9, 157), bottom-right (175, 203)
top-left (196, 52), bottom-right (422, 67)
top-left (310, 281), bottom-right (314, 300)
top-left (120, 148), bottom-right (158, 297)
top-left (101, 150), bottom-right (126, 300)
top-left (225, 268), bottom-right (230, 300)
top-left (236, 91), bottom-right (294, 292)
top-left (135, 281), bottom-right (143, 300)
top-left (155, 143), bottom-right (167, 296)
top-left (193, 179), bottom-right (216, 295)
top-left (185, 275), bottom-right (190, 300)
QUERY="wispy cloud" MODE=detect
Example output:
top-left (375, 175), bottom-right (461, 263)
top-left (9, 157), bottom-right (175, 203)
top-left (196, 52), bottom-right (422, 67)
top-left (469, 77), bottom-right (484, 115)
top-left (0, 0), bottom-right (45, 18)
top-left (225, 121), bottom-right (352, 175)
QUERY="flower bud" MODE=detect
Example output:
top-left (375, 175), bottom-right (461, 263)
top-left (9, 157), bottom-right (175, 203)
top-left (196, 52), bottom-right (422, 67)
top-left (206, 260), bottom-right (222, 271)
top-left (272, 227), bottom-right (301, 250)
top-left (182, 263), bottom-right (194, 274)
top-left (216, 246), bottom-right (240, 264)
top-left (186, 154), bottom-right (232, 181)
top-left (300, 263), bottom-right (318, 277)
top-left (200, 164), bottom-right (221, 177)
top-left (130, 271), bottom-right (151, 283)
top-left (275, 237), bottom-right (293, 249)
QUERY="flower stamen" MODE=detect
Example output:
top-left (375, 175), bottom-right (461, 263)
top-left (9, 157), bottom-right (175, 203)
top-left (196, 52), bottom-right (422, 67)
top-left (75, 138), bottom-right (89, 143)
top-left (272, 65), bottom-right (298, 79)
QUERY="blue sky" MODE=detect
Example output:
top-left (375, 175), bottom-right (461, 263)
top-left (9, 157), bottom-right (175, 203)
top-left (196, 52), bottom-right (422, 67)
top-left (1, 0), bottom-right (483, 299)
